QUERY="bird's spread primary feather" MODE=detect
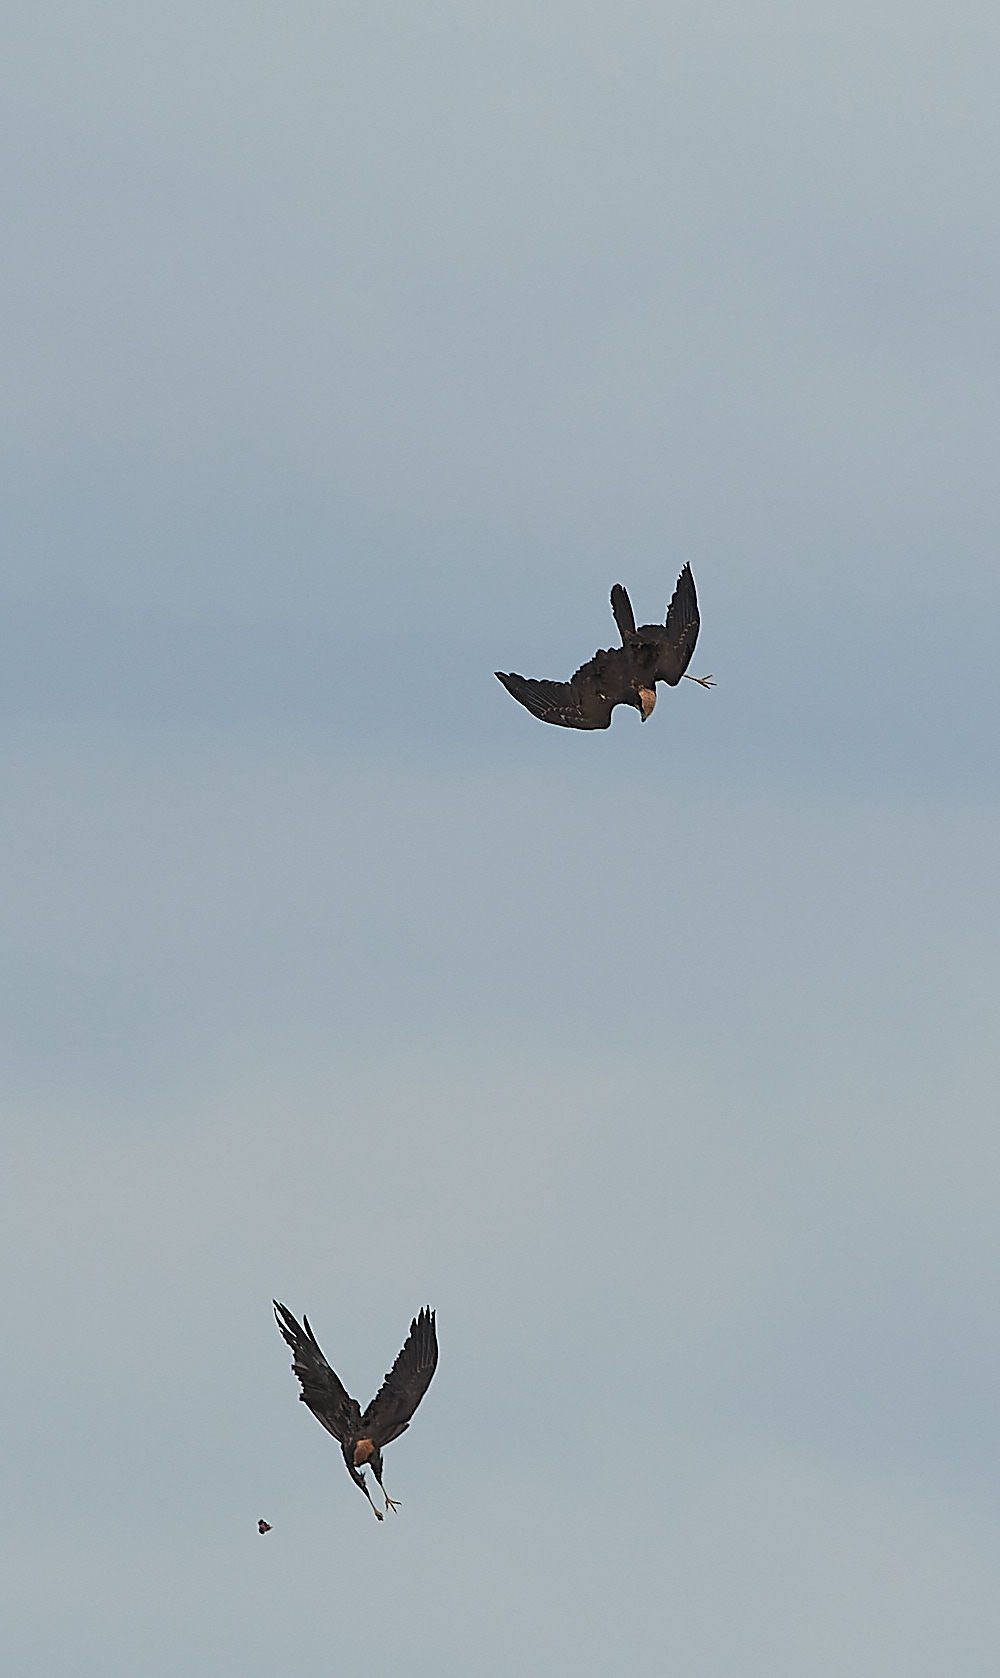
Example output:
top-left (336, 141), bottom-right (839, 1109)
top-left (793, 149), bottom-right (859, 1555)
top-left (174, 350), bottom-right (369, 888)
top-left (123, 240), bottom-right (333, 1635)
top-left (361, 1306), bottom-right (439, 1445)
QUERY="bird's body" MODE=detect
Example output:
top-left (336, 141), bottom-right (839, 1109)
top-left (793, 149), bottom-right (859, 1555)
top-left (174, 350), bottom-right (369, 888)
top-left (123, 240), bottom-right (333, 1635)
top-left (274, 1302), bottom-right (438, 1520)
top-left (496, 564), bottom-right (713, 729)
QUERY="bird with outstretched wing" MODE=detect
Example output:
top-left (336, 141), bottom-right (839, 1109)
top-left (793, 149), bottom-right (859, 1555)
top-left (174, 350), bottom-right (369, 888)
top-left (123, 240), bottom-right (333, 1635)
top-left (496, 564), bottom-right (714, 729)
top-left (273, 1302), bottom-right (438, 1520)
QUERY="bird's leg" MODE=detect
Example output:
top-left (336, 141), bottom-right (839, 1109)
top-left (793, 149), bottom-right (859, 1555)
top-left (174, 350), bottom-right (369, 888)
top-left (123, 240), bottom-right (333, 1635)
top-left (682, 672), bottom-right (716, 688)
top-left (355, 1470), bottom-right (384, 1521)
top-left (373, 1471), bottom-right (401, 1513)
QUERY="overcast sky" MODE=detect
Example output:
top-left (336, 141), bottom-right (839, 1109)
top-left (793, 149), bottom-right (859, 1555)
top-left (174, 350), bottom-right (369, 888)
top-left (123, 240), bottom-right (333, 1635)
top-left (1, 3), bottom-right (999, 1674)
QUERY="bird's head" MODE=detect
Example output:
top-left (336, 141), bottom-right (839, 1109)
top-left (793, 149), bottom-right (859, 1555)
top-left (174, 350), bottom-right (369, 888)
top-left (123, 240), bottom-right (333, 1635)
top-left (637, 685), bottom-right (657, 721)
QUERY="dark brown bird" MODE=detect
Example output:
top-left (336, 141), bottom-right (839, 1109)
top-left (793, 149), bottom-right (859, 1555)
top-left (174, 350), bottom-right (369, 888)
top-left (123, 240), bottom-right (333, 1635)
top-left (496, 564), bottom-right (714, 729)
top-left (274, 1302), bottom-right (438, 1522)
top-left (257, 1519), bottom-right (272, 1534)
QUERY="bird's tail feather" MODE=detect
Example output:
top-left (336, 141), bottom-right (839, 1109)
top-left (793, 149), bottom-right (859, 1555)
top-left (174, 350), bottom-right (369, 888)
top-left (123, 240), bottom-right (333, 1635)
top-left (610, 584), bottom-right (636, 641)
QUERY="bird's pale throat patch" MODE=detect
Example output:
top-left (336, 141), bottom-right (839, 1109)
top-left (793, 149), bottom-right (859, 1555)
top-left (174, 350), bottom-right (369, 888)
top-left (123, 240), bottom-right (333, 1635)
top-left (353, 1438), bottom-right (375, 1466)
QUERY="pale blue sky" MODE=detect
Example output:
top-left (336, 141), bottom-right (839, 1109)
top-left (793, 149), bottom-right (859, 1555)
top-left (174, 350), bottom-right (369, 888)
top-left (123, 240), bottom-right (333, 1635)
top-left (1, 3), bottom-right (998, 1674)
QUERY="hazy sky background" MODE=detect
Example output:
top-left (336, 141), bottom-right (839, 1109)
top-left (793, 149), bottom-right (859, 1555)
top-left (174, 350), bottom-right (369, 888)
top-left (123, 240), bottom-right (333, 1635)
top-left (1, 2), bottom-right (998, 1673)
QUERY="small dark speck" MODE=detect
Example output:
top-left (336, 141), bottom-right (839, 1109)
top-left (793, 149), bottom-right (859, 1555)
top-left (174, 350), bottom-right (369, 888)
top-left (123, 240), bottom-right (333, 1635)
top-left (258, 1519), bottom-right (272, 1534)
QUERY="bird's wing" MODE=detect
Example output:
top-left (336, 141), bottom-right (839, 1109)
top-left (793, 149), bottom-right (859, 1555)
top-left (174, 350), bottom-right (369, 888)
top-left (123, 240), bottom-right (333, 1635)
top-left (610, 583), bottom-right (636, 642)
top-left (494, 671), bottom-right (610, 728)
top-left (360, 1308), bottom-right (438, 1447)
top-left (273, 1302), bottom-right (358, 1443)
top-left (496, 646), bottom-right (630, 729)
top-left (654, 563), bottom-right (701, 685)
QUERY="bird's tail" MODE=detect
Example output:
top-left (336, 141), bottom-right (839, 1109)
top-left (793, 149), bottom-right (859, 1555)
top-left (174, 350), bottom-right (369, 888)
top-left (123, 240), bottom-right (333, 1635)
top-left (611, 584), bottom-right (636, 641)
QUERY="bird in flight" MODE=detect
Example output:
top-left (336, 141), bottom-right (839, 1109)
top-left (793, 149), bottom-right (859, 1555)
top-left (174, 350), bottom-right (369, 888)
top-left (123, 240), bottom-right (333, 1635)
top-left (257, 1519), bottom-right (272, 1534)
top-left (274, 1302), bottom-right (438, 1521)
top-left (496, 564), bottom-right (714, 729)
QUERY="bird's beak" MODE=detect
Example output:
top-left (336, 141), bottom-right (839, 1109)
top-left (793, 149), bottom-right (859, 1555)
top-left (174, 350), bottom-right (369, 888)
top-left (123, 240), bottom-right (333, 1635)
top-left (638, 686), bottom-right (656, 721)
